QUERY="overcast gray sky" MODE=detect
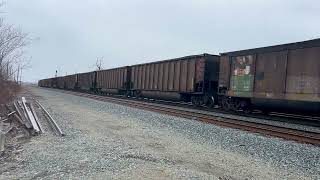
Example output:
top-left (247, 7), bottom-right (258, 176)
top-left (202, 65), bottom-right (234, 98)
top-left (4, 0), bottom-right (320, 82)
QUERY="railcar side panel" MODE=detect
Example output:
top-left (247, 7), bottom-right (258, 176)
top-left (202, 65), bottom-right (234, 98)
top-left (136, 65), bottom-right (141, 90)
top-left (56, 77), bottom-right (64, 89)
top-left (218, 56), bottom-right (231, 93)
top-left (131, 67), bottom-right (136, 89)
top-left (187, 59), bottom-right (196, 92)
top-left (168, 62), bottom-right (174, 91)
top-left (96, 67), bottom-right (129, 94)
top-left (77, 72), bottom-right (95, 91)
top-left (158, 63), bottom-right (164, 91)
top-left (180, 60), bottom-right (188, 92)
top-left (174, 61), bottom-right (181, 91)
top-left (130, 54), bottom-right (220, 101)
top-left (195, 58), bottom-right (205, 83)
top-left (142, 65), bottom-right (146, 90)
top-left (146, 64), bottom-right (150, 90)
top-left (64, 74), bottom-right (77, 90)
top-left (254, 51), bottom-right (287, 99)
top-left (153, 63), bottom-right (159, 90)
top-left (285, 47), bottom-right (320, 101)
top-left (150, 64), bottom-right (154, 90)
top-left (219, 38), bottom-right (320, 113)
top-left (163, 62), bottom-right (169, 91)
top-left (229, 55), bottom-right (255, 97)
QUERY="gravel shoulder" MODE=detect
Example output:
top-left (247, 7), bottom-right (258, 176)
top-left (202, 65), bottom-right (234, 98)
top-left (0, 87), bottom-right (319, 179)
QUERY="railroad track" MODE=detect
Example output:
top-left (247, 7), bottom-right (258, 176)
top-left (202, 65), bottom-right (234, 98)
top-left (131, 97), bottom-right (320, 127)
top-left (35, 100), bottom-right (64, 136)
top-left (78, 90), bottom-right (320, 127)
top-left (53, 89), bottom-right (320, 145)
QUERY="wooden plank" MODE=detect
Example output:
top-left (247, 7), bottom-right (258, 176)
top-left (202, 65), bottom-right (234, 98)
top-left (30, 103), bottom-right (45, 133)
top-left (0, 133), bottom-right (4, 152)
top-left (36, 101), bottom-right (65, 136)
top-left (36, 101), bottom-right (64, 136)
top-left (18, 101), bottom-right (31, 124)
top-left (22, 97), bottom-right (40, 133)
top-left (0, 121), bottom-right (5, 152)
top-left (13, 102), bottom-right (32, 128)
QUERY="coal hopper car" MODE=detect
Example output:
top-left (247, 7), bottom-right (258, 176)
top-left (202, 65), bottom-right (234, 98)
top-left (218, 38), bottom-right (320, 114)
top-left (64, 74), bottom-right (78, 90)
top-left (77, 71), bottom-right (96, 92)
top-left (95, 66), bottom-right (131, 95)
top-left (38, 79), bottom-right (44, 87)
top-left (56, 76), bottom-right (65, 89)
top-left (130, 54), bottom-right (220, 106)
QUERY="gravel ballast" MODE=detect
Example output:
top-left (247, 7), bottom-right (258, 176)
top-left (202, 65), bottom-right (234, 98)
top-left (0, 87), bottom-right (319, 179)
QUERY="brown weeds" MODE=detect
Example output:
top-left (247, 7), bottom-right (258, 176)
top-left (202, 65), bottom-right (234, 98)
top-left (0, 79), bottom-right (20, 104)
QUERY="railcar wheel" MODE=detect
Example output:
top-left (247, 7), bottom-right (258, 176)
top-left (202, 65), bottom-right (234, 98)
top-left (191, 96), bottom-right (198, 106)
top-left (261, 110), bottom-right (269, 115)
top-left (197, 97), bottom-right (204, 106)
top-left (124, 91), bottom-right (131, 97)
top-left (222, 97), bottom-right (231, 111)
top-left (134, 90), bottom-right (141, 98)
top-left (243, 106), bottom-right (252, 114)
top-left (204, 96), bottom-right (215, 108)
top-left (231, 99), bottom-right (241, 111)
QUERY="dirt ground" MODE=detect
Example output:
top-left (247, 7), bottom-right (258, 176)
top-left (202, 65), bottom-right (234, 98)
top-left (0, 88), bottom-right (33, 175)
top-left (0, 86), bottom-right (319, 180)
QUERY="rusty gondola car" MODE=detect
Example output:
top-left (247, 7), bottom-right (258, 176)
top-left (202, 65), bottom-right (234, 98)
top-left (130, 54), bottom-right (220, 106)
top-left (218, 38), bottom-right (320, 114)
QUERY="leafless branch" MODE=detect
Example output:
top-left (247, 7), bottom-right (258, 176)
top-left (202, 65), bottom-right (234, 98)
top-left (95, 56), bottom-right (103, 71)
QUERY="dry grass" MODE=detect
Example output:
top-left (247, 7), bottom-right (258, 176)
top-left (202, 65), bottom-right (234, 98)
top-left (0, 80), bottom-right (21, 104)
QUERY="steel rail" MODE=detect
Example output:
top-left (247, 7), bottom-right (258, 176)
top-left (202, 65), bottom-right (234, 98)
top-left (47, 88), bottom-right (320, 126)
top-left (61, 90), bottom-right (320, 145)
top-left (66, 90), bottom-right (320, 126)
top-left (35, 100), bottom-right (64, 136)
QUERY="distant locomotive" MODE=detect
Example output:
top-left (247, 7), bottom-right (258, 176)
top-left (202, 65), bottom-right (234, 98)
top-left (38, 38), bottom-right (320, 114)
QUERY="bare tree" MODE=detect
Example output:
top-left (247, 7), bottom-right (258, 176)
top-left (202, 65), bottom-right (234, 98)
top-left (0, 4), bottom-right (30, 104)
top-left (95, 56), bottom-right (103, 71)
top-left (0, 18), bottom-right (30, 82)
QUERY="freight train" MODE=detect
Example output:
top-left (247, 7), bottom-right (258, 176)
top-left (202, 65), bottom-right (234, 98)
top-left (38, 38), bottom-right (320, 115)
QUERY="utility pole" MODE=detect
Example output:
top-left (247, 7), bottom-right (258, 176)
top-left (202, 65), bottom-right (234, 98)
top-left (55, 70), bottom-right (58, 77)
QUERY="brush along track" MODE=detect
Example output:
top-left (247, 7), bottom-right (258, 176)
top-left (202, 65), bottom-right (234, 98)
top-left (55, 90), bottom-right (320, 145)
